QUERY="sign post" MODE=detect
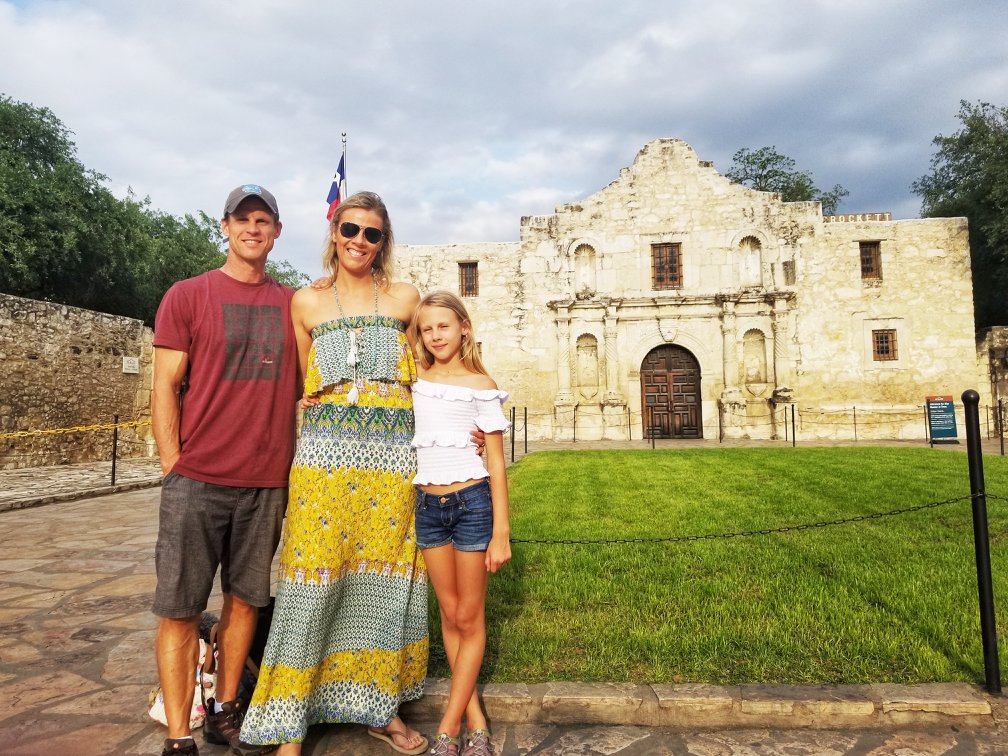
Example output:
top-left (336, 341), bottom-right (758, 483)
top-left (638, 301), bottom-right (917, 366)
top-left (926, 395), bottom-right (958, 445)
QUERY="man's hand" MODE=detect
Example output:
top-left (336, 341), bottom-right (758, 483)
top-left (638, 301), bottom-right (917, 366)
top-left (310, 276), bottom-right (332, 290)
top-left (160, 451), bottom-right (180, 477)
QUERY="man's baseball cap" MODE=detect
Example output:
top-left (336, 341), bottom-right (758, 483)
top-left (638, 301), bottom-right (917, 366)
top-left (223, 184), bottom-right (280, 219)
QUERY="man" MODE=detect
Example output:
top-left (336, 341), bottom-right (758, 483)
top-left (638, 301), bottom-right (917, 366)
top-left (151, 184), bottom-right (296, 756)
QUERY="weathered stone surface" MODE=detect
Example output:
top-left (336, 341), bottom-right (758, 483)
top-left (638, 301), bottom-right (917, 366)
top-left (396, 139), bottom-right (988, 442)
top-left (0, 293), bottom-right (155, 469)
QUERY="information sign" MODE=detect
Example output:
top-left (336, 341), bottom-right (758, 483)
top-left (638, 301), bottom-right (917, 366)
top-left (926, 395), bottom-right (958, 442)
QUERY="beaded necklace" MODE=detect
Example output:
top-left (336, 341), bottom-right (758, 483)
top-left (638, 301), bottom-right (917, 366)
top-left (332, 274), bottom-right (379, 405)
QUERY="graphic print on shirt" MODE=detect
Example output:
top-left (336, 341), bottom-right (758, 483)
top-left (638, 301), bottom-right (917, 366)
top-left (222, 304), bottom-right (285, 381)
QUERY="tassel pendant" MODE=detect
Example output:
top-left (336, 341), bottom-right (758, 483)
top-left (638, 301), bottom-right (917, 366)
top-left (347, 382), bottom-right (360, 405)
top-left (347, 331), bottom-right (359, 367)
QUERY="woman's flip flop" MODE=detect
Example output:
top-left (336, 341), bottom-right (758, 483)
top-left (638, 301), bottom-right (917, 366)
top-left (367, 724), bottom-right (430, 755)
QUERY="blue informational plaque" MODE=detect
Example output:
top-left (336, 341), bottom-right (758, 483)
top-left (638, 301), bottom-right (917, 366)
top-left (926, 395), bottom-right (958, 440)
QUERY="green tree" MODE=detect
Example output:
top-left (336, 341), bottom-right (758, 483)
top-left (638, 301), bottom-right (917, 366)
top-left (725, 146), bottom-right (849, 215)
top-left (912, 100), bottom-right (1008, 328)
top-left (1, 94), bottom-right (309, 324)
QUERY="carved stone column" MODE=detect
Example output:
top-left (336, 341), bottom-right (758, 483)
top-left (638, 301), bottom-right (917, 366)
top-left (720, 301), bottom-right (741, 397)
top-left (603, 305), bottom-right (621, 403)
top-left (771, 296), bottom-right (793, 404)
top-left (553, 307), bottom-right (575, 440)
top-left (719, 300), bottom-right (746, 438)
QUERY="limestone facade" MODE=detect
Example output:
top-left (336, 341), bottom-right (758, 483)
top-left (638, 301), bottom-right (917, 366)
top-left (396, 139), bottom-right (987, 442)
top-left (0, 294), bottom-right (155, 468)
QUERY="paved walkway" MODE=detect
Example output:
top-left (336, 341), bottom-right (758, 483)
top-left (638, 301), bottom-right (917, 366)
top-left (1, 444), bottom-right (1007, 754)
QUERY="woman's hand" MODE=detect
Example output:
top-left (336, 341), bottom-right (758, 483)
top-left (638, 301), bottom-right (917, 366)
top-left (485, 533), bottom-right (511, 573)
top-left (470, 428), bottom-right (486, 456)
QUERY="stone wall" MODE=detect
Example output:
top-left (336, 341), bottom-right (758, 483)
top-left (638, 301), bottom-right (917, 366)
top-left (0, 294), bottom-right (155, 469)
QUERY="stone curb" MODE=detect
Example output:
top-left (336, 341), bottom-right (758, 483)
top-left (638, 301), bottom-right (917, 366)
top-left (401, 680), bottom-right (995, 730)
top-left (0, 477), bottom-right (162, 513)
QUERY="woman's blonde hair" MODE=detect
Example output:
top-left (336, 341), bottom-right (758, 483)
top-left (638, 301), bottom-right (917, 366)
top-left (412, 290), bottom-right (489, 375)
top-left (322, 191), bottom-right (395, 288)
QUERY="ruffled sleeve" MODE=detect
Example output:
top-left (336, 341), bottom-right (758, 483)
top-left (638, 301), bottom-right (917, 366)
top-left (474, 391), bottom-right (510, 432)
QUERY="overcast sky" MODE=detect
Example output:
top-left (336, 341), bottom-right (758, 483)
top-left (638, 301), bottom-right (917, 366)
top-left (2, 0), bottom-right (1006, 277)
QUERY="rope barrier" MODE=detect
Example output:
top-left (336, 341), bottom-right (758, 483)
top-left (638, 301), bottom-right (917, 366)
top-left (510, 493), bottom-right (975, 545)
top-left (0, 419), bottom-right (150, 440)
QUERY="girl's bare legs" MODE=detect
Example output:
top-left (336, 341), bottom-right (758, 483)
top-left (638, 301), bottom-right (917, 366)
top-left (276, 743), bottom-right (300, 755)
top-left (423, 544), bottom-right (490, 736)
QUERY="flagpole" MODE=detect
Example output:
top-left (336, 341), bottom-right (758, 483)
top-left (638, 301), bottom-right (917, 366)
top-left (341, 132), bottom-right (347, 198)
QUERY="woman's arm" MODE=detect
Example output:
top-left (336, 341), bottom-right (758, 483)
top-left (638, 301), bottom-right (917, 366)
top-left (291, 288), bottom-right (317, 406)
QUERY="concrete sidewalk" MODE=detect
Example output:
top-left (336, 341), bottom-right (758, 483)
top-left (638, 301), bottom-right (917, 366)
top-left (0, 450), bottom-right (1006, 754)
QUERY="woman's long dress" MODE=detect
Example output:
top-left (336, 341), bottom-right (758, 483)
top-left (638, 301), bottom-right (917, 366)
top-left (240, 316), bottom-right (428, 745)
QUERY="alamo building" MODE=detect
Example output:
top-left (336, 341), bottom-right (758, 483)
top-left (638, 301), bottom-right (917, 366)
top-left (399, 138), bottom-right (1001, 443)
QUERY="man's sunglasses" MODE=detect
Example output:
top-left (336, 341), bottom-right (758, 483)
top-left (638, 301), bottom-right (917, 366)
top-left (338, 222), bottom-right (384, 245)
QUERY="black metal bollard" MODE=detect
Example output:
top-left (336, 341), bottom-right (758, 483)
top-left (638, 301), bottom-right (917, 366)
top-left (962, 389), bottom-right (1001, 694)
top-left (791, 404), bottom-right (796, 448)
top-left (510, 406), bottom-right (515, 463)
top-left (111, 414), bottom-right (119, 486)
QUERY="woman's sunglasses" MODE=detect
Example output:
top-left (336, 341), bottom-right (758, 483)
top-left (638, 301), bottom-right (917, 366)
top-left (338, 221), bottom-right (384, 245)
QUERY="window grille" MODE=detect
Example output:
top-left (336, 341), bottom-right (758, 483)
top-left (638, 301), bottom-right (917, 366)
top-left (652, 243), bottom-right (682, 289)
top-left (459, 262), bottom-right (478, 297)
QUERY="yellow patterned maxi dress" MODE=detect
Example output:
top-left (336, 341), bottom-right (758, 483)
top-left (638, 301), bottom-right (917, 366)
top-left (240, 316), bottom-right (427, 745)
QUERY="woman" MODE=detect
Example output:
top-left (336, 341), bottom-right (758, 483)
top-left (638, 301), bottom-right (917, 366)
top-left (240, 192), bottom-right (429, 755)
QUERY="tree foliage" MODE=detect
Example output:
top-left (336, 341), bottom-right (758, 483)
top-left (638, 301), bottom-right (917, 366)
top-left (0, 94), bottom-right (308, 324)
top-left (912, 100), bottom-right (1008, 328)
top-left (725, 146), bottom-right (849, 215)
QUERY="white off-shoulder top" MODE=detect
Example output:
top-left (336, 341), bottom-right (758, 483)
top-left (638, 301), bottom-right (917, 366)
top-left (411, 378), bottom-right (510, 486)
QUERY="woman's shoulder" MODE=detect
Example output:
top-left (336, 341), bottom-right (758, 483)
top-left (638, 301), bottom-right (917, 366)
top-left (388, 280), bottom-right (420, 303)
top-left (385, 281), bottom-right (421, 322)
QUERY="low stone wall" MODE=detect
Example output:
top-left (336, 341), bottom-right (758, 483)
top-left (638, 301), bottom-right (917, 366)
top-left (0, 294), bottom-right (155, 469)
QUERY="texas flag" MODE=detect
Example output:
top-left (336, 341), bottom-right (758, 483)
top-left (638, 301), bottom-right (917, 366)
top-left (326, 155), bottom-right (345, 220)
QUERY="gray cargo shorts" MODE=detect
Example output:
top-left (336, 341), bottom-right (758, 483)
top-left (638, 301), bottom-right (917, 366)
top-left (152, 471), bottom-right (286, 619)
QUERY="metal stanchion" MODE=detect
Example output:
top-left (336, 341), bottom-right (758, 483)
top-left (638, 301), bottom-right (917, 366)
top-left (963, 389), bottom-right (1001, 694)
top-left (111, 415), bottom-right (119, 486)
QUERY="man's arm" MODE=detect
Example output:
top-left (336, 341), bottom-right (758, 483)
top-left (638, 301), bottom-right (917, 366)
top-left (151, 347), bottom-right (189, 475)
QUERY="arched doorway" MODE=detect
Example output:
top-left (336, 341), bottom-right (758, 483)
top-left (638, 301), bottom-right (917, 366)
top-left (640, 345), bottom-right (702, 439)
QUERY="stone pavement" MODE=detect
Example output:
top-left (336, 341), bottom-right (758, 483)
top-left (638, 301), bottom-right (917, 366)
top-left (1, 446), bottom-right (1007, 754)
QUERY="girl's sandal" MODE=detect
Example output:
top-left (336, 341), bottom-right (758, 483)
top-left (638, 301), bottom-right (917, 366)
top-left (462, 728), bottom-right (492, 756)
top-left (429, 732), bottom-right (461, 755)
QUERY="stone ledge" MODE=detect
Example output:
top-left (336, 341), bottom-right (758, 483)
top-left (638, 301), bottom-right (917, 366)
top-left (0, 479), bottom-right (162, 513)
top-left (405, 679), bottom-right (996, 730)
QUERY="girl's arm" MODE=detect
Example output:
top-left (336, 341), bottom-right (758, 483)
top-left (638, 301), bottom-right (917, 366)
top-left (483, 429), bottom-right (511, 573)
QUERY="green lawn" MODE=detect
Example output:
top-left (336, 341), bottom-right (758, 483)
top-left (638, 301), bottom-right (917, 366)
top-left (426, 446), bottom-right (1008, 685)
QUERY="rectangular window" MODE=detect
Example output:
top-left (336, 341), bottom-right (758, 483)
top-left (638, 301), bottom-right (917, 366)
top-left (860, 241), bottom-right (882, 280)
top-left (652, 243), bottom-right (682, 289)
top-left (872, 329), bottom-right (898, 361)
top-left (459, 262), bottom-right (478, 297)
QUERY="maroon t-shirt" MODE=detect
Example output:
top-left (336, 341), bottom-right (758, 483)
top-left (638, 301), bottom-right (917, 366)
top-left (154, 269), bottom-right (297, 487)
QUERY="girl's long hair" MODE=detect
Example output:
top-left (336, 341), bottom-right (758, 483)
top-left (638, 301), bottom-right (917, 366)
top-left (322, 191), bottom-right (395, 288)
top-left (412, 290), bottom-right (489, 375)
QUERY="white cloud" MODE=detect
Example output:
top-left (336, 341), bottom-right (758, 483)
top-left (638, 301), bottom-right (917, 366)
top-left (2, 0), bottom-right (1007, 277)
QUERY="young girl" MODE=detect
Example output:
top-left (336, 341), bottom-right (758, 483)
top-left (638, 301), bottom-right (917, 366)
top-left (410, 291), bottom-right (511, 756)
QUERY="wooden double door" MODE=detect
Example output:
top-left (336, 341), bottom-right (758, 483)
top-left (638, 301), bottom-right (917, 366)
top-left (641, 346), bottom-right (702, 439)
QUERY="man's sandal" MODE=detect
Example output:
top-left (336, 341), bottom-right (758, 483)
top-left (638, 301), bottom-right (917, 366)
top-left (367, 722), bottom-right (430, 755)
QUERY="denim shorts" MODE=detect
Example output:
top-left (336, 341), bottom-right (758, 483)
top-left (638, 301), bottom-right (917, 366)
top-left (415, 479), bottom-right (493, 552)
top-left (152, 471), bottom-right (286, 618)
